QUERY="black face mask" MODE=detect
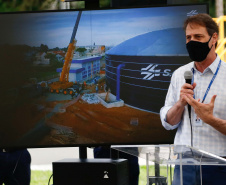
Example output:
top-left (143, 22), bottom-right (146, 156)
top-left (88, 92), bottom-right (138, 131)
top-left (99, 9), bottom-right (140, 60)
top-left (186, 36), bottom-right (213, 62)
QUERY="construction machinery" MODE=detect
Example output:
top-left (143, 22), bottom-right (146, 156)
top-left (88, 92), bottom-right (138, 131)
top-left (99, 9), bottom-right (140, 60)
top-left (49, 11), bottom-right (82, 93)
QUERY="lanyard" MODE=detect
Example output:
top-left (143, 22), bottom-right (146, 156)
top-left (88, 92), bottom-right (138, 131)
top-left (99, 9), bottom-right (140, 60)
top-left (192, 60), bottom-right (221, 103)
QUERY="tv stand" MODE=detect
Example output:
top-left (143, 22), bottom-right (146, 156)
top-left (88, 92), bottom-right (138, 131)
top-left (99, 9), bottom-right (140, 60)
top-left (52, 146), bottom-right (129, 185)
top-left (79, 146), bottom-right (87, 159)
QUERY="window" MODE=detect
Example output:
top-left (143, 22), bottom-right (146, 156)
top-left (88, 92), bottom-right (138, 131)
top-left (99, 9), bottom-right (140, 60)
top-left (82, 70), bottom-right (87, 79)
top-left (88, 65), bottom-right (91, 76)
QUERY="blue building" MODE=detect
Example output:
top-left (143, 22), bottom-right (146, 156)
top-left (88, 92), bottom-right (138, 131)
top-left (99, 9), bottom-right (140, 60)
top-left (57, 56), bottom-right (102, 83)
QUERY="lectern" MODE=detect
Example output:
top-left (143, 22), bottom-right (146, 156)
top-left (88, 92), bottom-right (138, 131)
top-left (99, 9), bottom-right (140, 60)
top-left (111, 145), bottom-right (226, 185)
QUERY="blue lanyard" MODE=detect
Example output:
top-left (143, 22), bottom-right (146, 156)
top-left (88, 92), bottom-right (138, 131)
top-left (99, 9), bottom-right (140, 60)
top-left (192, 60), bottom-right (221, 103)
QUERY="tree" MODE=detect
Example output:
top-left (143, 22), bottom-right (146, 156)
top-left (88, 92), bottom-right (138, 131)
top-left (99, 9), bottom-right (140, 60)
top-left (0, 0), bottom-right (110, 12)
top-left (40, 44), bottom-right (49, 53)
top-left (76, 47), bottom-right (87, 56)
top-left (216, 0), bottom-right (224, 17)
top-left (52, 47), bottom-right (60, 51)
top-left (45, 53), bottom-right (63, 68)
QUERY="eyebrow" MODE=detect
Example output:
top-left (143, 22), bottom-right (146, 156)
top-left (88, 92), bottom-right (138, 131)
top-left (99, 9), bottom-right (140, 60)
top-left (186, 34), bottom-right (204, 38)
top-left (194, 34), bottom-right (204, 37)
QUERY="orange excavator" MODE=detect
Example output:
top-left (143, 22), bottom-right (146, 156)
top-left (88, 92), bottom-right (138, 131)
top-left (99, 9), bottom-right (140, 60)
top-left (49, 11), bottom-right (82, 93)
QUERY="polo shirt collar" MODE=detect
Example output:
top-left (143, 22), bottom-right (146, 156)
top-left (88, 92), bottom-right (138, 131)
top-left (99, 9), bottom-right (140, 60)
top-left (192, 54), bottom-right (221, 74)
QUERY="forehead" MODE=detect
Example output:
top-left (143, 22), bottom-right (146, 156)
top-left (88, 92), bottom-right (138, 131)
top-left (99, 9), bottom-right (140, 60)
top-left (185, 23), bottom-right (208, 36)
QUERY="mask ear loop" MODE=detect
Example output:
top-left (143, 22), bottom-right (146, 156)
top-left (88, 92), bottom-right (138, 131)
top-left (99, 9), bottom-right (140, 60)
top-left (208, 35), bottom-right (212, 42)
top-left (208, 35), bottom-right (214, 51)
top-left (211, 32), bottom-right (218, 49)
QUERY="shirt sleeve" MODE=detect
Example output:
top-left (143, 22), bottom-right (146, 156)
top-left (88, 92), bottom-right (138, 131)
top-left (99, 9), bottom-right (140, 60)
top-left (160, 71), bottom-right (181, 130)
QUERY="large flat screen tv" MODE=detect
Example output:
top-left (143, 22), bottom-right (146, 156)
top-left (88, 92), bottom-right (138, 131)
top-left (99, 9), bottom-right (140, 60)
top-left (0, 4), bottom-right (208, 148)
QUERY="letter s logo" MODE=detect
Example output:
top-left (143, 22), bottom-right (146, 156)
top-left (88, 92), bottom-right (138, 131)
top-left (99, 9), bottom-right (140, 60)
top-left (163, 69), bottom-right (171, 76)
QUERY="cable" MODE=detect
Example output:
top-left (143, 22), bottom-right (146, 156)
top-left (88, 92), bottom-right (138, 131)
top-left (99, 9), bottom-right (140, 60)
top-left (188, 110), bottom-right (195, 159)
top-left (188, 109), bottom-right (193, 147)
top-left (11, 150), bottom-right (24, 185)
top-left (199, 154), bottom-right (203, 185)
top-left (170, 165), bottom-right (172, 185)
top-left (168, 146), bottom-right (172, 185)
top-left (48, 174), bottom-right (53, 185)
top-left (13, 150), bottom-right (23, 174)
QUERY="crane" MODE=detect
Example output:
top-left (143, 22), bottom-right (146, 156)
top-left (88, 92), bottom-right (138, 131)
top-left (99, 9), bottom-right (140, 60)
top-left (49, 11), bottom-right (82, 93)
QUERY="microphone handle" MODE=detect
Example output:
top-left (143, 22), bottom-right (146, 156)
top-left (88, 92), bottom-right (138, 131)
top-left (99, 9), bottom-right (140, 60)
top-left (185, 79), bottom-right (192, 85)
top-left (185, 79), bottom-right (192, 118)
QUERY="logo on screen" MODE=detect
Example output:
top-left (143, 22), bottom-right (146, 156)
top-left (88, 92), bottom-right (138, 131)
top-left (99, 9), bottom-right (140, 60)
top-left (187, 10), bottom-right (198, 17)
top-left (141, 64), bottom-right (171, 80)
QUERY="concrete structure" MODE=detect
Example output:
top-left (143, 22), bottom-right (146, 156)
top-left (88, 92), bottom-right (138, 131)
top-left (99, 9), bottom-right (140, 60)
top-left (96, 92), bottom-right (124, 108)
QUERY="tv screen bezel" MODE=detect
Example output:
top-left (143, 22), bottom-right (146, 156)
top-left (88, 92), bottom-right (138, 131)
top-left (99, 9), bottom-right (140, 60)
top-left (0, 3), bottom-right (209, 149)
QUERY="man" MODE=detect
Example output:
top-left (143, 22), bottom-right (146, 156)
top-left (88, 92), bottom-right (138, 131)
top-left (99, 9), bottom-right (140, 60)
top-left (0, 149), bottom-right (31, 185)
top-left (160, 13), bottom-right (226, 185)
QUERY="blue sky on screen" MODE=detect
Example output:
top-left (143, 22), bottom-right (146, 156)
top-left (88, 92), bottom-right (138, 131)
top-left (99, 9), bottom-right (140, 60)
top-left (0, 5), bottom-right (207, 48)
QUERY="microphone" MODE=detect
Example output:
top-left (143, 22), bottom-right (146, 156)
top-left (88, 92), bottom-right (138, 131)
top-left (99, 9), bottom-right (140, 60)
top-left (184, 71), bottom-right (193, 85)
top-left (184, 70), bottom-right (193, 147)
top-left (184, 71), bottom-right (193, 119)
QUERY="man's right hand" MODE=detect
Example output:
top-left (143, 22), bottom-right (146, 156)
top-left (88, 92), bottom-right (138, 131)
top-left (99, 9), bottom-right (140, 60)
top-left (179, 82), bottom-right (196, 107)
top-left (166, 82), bottom-right (196, 126)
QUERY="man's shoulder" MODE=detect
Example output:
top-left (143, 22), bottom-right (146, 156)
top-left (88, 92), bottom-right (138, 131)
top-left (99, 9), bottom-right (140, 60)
top-left (173, 61), bottom-right (193, 76)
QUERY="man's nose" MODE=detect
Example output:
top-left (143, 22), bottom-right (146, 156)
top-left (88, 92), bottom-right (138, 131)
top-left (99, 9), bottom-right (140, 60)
top-left (190, 36), bottom-right (195, 41)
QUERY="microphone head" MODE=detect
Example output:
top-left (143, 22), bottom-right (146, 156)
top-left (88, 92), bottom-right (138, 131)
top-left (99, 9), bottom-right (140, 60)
top-left (184, 71), bottom-right (193, 80)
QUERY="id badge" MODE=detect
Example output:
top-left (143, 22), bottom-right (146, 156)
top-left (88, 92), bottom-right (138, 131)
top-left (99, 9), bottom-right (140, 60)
top-left (194, 114), bottom-right (203, 127)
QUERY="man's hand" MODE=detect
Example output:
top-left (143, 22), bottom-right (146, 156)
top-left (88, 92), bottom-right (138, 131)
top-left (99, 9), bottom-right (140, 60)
top-left (184, 94), bottom-right (217, 124)
top-left (179, 82), bottom-right (196, 107)
top-left (165, 82), bottom-right (196, 126)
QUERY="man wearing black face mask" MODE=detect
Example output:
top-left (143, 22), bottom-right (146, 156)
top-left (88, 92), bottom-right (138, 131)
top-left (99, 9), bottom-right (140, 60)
top-left (160, 13), bottom-right (226, 185)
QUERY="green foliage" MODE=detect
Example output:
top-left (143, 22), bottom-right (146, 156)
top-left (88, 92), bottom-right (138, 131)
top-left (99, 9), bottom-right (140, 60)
top-left (31, 170), bottom-right (53, 185)
top-left (76, 47), bottom-right (87, 56)
top-left (139, 165), bottom-right (174, 185)
top-left (76, 47), bottom-right (87, 53)
top-left (51, 47), bottom-right (60, 51)
top-left (45, 53), bottom-right (56, 61)
top-left (40, 44), bottom-right (49, 53)
top-left (70, 1), bottom-right (85, 9)
top-left (100, 0), bottom-right (111, 8)
top-left (0, 43), bottom-right (64, 87)
top-left (0, 0), bottom-right (85, 12)
top-left (61, 47), bottom-right (68, 52)
top-left (45, 53), bottom-right (64, 68)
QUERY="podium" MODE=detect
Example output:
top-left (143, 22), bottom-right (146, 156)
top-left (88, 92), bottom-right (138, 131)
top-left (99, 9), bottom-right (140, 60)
top-left (111, 145), bottom-right (226, 185)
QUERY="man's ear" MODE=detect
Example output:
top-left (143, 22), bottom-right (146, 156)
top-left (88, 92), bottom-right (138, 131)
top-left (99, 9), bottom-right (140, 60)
top-left (212, 32), bottom-right (218, 47)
